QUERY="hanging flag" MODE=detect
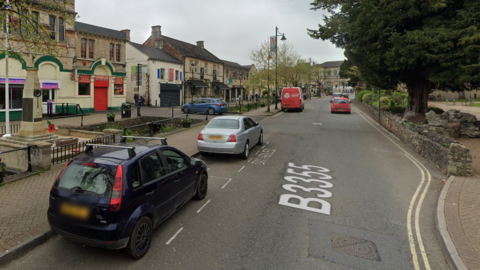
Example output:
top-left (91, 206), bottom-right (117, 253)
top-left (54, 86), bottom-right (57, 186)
top-left (5, 0), bottom-right (15, 29)
top-left (270, 36), bottom-right (276, 53)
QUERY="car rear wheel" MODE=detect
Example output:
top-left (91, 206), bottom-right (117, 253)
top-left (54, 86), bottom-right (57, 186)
top-left (257, 131), bottom-right (263, 145)
top-left (241, 142), bottom-right (249, 159)
top-left (184, 108), bottom-right (189, 114)
top-left (200, 151), bottom-right (209, 156)
top-left (125, 216), bottom-right (153, 259)
top-left (208, 108), bottom-right (215, 115)
top-left (195, 173), bottom-right (208, 200)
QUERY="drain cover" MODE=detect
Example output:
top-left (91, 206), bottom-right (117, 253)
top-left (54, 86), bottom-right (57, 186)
top-left (331, 233), bottom-right (381, 261)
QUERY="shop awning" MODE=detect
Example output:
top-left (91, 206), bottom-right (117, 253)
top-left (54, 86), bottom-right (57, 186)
top-left (160, 83), bottom-right (182, 90)
top-left (212, 82), bottom-right (230, 90)
top-left (190, 80), bottom-right (209, 88)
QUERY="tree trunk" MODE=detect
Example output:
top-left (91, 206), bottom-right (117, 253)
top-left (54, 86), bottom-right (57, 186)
top-left (406, 79), bottom-right (429, 114)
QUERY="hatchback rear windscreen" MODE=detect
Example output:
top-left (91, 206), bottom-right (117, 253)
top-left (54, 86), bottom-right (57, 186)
top-left (334, 99), bottom-right (348, 104)
top-left (206, 119), bottom-right (239, 129)
top-left (218, 99), bottom-right (227, 104)
top-left (57, 163), bottom-right (116, 197)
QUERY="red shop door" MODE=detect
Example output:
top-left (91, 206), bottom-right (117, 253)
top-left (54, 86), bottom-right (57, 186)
top-left (94, 87), bottom-right (108, 111)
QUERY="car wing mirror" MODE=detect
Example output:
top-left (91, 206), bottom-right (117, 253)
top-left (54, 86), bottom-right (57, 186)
top-left (256, 122), bottom-right (259, 126)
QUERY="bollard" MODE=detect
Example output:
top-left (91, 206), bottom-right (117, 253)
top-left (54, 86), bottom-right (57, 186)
top-left (155, 100), bottom-right (157, 107)
top-left (137, 106), bottom-right (141, 116)
top-left (172, 107), bottom-right (174, 118)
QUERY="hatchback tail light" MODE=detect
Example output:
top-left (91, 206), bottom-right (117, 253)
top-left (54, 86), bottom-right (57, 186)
top-left (198, 133), bottom-right (203, 140)
top-left (228, 134), bottom-right (237, 142)
top-left (215, 103), bottom-right (221, 106)
top-left (110, 165), bottom-right (123, 212)
top-left (51, 160), bottom-right (72, 192)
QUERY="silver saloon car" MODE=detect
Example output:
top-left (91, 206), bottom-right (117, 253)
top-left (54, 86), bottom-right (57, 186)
top-left (197, 116), bottom-right (263, 159)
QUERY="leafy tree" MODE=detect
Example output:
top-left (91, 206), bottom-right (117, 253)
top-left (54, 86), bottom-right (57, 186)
top-left (0, 0), bottom-right (76, 56)
top-left (339, 60), bottom-right (362, 88)
top-left (308, 0), bottom-right (480, 113)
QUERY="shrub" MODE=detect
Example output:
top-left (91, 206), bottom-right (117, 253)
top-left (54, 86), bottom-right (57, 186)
top-left (389, 95), bottom-right (402, 105)
top-left (401, 93), bottom-right (408, 99)
top-left (262, 90), bottom-right (269, 96)
top-left (389, 99), bottom-right (395, 108)
top-left (380, 97), bottom-right (390, 105)
top-left (428, 106), bottom-right (444, 114)
top-left (393, 91), bottom-right (402, 97)
top-left (363, 93), bottom-right (373, 103)
top-left (372, 100), bottom-right (378, 107)
top-left (388, 106), bottom-right (405, 114)
top-left (357, 90), bottom-right (371, 102)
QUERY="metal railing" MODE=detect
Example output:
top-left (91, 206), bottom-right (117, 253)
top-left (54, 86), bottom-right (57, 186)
top-left (0, 146), bottom-right (32, 172)
top-left (0, 124), bottom-right (21, 135)
top-left (51, 134), bottom-right (116, 165)
top-left (122, 116), bottom-right (187, 137)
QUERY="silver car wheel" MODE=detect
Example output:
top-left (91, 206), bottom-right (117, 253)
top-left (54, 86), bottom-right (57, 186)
top-left (257, 131), bottom-right (263, 145)
top-left (241, 142), bottom-right (249, 159)
top-left (208, 108), bottom-right (215, 115)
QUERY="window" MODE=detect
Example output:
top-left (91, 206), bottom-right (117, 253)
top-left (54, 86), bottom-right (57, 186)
top-left (175, 70), bottom-right (179, 80)
top-left (195, 61), bottom-right (198, 73)
top-left (205, 63), bottom-right (208, 75)
top-left (130, 163), bottom-right (141, 189)
top-left (20, 10), bottom-right (28, 34)
top-left (79, 83), bottom-right (90, 95)
top-left (109, 43), bottom-right (114, 61)
top-left (49, 16), bottom-right (56, 40)
top-left (32, 11), bottom-right (39, 36)
top-left (57, 163), bottom-right (116, 197)
top-left (205, 119), bottom-right (239, 129)
top-left (116, 44), bottom-right (121, 62)
top-left (59, 18), bottom-right (65, 41)
top-left (243, 118), bottom-right (254, 130)
top-left (161, 150), bottom-right (186, 173)
top-left (140, 153), bottom-right (166, 184)
top-left (88, 39), bottom-right (94, 59)
top-left (160, 68), bottom-right (165, 79)
top-left (114, 84), bottom-right (123, 95)
top-left (0, 87), bottom-right (23, 109)
top-left (81, 38), bottom-right (87, 58)
top-left (190, 60), bottom-right (194, 72)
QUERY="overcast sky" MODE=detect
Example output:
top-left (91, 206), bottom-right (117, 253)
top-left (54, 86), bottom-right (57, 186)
top-left (76, 0), bottom-right (345, 66)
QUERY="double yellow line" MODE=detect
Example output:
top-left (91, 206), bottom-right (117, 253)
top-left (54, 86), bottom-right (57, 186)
top-left (354, 107), bottom-right (432, 270)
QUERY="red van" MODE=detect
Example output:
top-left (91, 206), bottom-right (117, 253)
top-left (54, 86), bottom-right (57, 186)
top-left (281, 87), bottom-right (304, 112)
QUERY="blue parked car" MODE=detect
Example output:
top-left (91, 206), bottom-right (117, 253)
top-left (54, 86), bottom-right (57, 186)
top-left (47, 139), bottom-right (208, 259)
top-left (182, 98), bottom-right (228, 115)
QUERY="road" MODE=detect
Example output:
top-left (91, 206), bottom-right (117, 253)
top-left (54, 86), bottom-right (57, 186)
top-left (5, 97), bottom-right (449, 270)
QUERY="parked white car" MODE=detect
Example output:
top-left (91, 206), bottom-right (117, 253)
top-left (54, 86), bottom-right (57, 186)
top-left (197, 116), bottom-right (263, 159)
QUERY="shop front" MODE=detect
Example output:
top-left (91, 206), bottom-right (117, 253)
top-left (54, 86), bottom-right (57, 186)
top-left (0, 78), bottom-right (25, 121)
top-left (40, 80), bottom-right (61, 114)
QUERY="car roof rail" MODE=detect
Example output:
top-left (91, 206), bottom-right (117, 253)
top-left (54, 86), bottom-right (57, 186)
top-left (86, 144), bottom-right (136, 158)
top-left (120, 136), bottom-right (168, 146)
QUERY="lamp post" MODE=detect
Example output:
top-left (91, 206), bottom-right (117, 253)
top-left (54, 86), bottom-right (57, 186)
top-left (274, 26), bottom-right (286, 109)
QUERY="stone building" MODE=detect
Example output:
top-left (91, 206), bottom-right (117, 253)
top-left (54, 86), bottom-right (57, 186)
top-left (0, 0), bottom-right (76, 121)
top-left (223, 60), bottom-right (250, 102)
top-left (242, 64), bottom-right (259, 99)
top-left (318, 61), bottom-right (349, 91)
top-left (125, 42), bottom-right (183, 107)
top-left (73, 22), bottom-right (127, 112)
top-left (144, 26), bottom-right (228, 104)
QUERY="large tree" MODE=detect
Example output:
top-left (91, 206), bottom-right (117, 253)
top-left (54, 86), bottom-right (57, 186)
top-left (0, 0), bottom-right (75, 56)
top-left (308, 0), bottom-right (480, 113)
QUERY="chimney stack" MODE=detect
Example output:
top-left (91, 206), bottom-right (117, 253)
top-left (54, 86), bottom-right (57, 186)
top-left (121, 29), bottom-right (130, 41)
top-left (152, 25), bottom-right (162, 38)
top-left (197, 41), bottom-right (204, 49)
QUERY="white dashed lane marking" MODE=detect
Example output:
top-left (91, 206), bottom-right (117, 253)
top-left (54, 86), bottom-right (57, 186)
top-left (166, 227), bottom-right (183, 245)
top-left (196, 199), bottom-right (211, 214)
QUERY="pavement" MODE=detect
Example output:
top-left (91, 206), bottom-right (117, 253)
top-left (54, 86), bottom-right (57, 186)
top-left (0, 102), bottom-right (282, 267)
top-left (2, 98), bottom-right (480, 269)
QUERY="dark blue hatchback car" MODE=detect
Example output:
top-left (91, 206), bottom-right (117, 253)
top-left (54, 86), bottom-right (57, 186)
top-left (47, 140), bottom-right (208, 259)
top-left (181, 98), bottom-right (228, 115)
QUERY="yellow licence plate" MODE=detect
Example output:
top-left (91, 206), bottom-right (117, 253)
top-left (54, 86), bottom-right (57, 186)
top-left (208, 135), bottom-right (223, 141)
top-left (60, 203), bottom-right (90, 220)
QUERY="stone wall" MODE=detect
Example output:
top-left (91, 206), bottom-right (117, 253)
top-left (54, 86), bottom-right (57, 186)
top-left (0, 142), bottom-right (29, 172)
top-left (362, 103), bottom-right (472, 176)
top-left (58, 116), bottom-right (205, 134)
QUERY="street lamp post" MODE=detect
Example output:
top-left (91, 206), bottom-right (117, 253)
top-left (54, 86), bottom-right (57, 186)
top-left (274, 26), bottom-right (286, 110)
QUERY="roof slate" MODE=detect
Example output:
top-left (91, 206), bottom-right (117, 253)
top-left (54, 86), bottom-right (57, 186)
top-left (76, 21), bottom-right (126, 40)
top-left (129, 42), bottom-right (182, 64)
top-left (222, 59), bottom-right (244, 68)
top-left (160, 36), bottom-right (223, 64)
top-left (319, 61), bottom-right (345, 68)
